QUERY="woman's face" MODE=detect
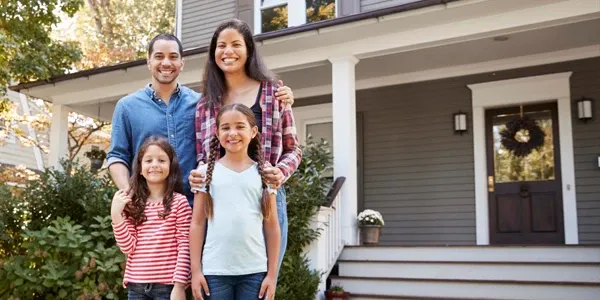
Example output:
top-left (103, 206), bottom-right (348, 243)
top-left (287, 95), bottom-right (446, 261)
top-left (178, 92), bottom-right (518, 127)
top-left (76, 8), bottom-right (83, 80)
top-left (215, 28), bottom-right (248, 75)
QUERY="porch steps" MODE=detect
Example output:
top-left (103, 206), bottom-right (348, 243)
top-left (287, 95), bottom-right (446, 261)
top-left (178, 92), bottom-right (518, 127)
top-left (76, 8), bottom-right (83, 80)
top-left (329, 246), bottom-right (600, 300)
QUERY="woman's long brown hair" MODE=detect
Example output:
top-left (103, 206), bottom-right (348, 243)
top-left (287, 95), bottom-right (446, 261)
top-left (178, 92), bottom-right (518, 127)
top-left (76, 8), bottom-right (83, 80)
top-left (204, 103), bottom-right (271, 220)
top-left (125, 136), bottom-right (184, 226)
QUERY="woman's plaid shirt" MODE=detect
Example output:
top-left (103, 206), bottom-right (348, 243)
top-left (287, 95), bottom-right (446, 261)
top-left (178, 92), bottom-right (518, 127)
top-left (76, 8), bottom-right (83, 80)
top-left (195, 81), bottom-right (302, 181)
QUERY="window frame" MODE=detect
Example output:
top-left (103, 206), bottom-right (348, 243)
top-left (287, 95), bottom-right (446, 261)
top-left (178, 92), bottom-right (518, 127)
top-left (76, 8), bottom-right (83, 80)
top-left (254, 0), bottom-right (338, 34)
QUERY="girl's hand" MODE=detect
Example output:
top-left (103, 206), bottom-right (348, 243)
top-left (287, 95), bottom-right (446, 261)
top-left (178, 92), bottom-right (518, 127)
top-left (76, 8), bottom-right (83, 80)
top-left (170, 283), bottom-right (186, 300)
top-left (259, 274), bottom-right (276, 300)
top-left (263, 162), bottom-right (283, 189)
top-left (191, 271), bottom-right (210, 300)
top-left (275, 80), bottom-right (294, 106)
top-left (189, 163), bottom-right (207, 193)
top-left (110, 190), bottom-right (131, 220)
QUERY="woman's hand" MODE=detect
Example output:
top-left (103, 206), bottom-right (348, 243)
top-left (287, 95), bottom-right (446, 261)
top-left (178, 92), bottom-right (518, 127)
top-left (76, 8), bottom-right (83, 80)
top-left (275, 80), bottom-right (294, 106)
top-left (191, 271), bottom-right (210, 300)
top-left (110, 190), bottom-right (131, 223)
top-left (259, 274), bottom-right (276, 300)
top-left (170, 283), bottom-right (186, 300)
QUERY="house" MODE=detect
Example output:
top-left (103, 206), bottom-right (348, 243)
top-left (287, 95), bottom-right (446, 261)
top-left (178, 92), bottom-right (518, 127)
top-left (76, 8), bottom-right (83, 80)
top-left (10, 0), bottom-right (600, 299)
top-left (0, 90), bottom-right (110, 174)
top-left (1, 90), bottom-right (45, 171)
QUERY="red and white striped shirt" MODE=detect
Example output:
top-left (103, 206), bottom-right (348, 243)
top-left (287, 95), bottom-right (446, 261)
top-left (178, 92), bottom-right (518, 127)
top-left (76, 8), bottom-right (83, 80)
top-left (112, 193), bottom-right (192, 287)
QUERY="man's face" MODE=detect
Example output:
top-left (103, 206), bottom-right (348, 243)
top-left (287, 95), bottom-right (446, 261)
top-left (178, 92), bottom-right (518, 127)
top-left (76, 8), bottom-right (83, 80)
top-left (147, 40), bottom-right (184, 85)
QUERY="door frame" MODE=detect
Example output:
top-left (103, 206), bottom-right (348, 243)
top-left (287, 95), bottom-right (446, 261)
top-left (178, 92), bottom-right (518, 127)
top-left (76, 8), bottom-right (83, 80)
top-left (468, 72), bottom-right (578, 245)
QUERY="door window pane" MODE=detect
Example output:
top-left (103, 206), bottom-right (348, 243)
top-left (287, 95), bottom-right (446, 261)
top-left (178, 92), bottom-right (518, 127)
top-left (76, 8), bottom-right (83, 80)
top-left (492, 110), bottom-right (555, 183)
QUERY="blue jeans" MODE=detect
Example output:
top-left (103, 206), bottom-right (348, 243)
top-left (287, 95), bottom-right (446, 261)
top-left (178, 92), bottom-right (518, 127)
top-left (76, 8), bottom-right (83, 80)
top-left (203, 272), bottom-right (266, 300)
top-left (275, 187), bottom-right (288, 274)
top-left (127, 283), bottom-right (173, 300)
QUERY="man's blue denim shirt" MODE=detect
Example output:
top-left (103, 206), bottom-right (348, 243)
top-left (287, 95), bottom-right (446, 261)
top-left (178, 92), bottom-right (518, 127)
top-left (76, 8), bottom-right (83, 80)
top-left (107, 84), bottom-right (200, 205)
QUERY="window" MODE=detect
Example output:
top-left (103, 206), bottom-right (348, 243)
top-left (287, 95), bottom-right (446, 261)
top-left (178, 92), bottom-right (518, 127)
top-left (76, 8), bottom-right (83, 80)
top-left (257, 0), bottom-right (336, 34)
top-left (306, 120), bottom-right (333, 177)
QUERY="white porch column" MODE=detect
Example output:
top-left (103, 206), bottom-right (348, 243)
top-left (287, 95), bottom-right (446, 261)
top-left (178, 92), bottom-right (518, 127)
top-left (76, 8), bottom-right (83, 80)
top-left (49, 104), bottom-right (70, 169)
top-left (329, 56), bottom-right (359, 246)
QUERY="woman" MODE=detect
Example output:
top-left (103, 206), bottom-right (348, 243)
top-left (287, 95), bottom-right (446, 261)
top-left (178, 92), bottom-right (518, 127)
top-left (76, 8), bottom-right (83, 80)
top-left (189, 18), bottom-right (301, 278)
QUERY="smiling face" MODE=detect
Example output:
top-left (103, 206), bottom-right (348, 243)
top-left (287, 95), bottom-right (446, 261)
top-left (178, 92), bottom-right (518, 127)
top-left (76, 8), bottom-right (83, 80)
top-left (217, 109), bottom-right (258, 155)
top-left (214, 28), bottom-right (248, 75)
top-left (147, 39), bottom-right (184, 85)
top-left (140, 145), bottom-right (171, 185)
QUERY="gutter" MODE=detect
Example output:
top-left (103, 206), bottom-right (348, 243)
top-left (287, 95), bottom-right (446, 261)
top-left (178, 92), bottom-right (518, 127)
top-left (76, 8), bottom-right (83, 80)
top-left (9, 0), bottom-right (456, 92)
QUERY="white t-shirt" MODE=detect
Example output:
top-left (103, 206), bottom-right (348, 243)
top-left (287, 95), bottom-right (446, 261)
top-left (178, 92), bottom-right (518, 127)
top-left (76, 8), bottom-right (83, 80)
top-left (197, 161), bottom-right (274, 275)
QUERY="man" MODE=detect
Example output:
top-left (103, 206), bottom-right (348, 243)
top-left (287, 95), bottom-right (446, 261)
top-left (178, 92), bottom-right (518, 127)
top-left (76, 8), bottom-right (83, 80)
top-left (108, 33), bottom-right (294, 205)
top-left (107, 33), bottom-right (199, 204)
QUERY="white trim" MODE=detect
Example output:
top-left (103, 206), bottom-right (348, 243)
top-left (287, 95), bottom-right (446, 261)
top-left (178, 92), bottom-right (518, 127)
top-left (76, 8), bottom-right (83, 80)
top-left (292, 103), bottom-right (332, 145)
top-left (468, 72), bottom-right (578, 245)
top-left (175, 0), bottom-right (183, 40)
top-left (287, 0), bottom-right (306, 27)
top-left (49, 104), bottom-right (70, 169)
top-left (264, 0), bottom-right (600, 72)
top-left (254, 0), bottom-right (262, 34)
top-left (293, 45), bottom-right (600, 99)
top-left (18, 93), bottom-right (44, 170)
top-left (304, 117), bottom-right (333, 144)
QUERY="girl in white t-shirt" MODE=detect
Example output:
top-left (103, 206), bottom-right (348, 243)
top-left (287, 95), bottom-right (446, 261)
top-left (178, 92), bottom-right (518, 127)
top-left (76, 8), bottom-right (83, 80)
top-left (189, 103), bottom-right (280, 300)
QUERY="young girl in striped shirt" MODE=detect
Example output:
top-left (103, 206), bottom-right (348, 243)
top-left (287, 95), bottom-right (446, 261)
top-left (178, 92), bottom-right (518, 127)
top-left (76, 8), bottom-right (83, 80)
top-left (189, 104), bottom-right (281, 300)
top-left (111, 136), bottom-right (192, 300)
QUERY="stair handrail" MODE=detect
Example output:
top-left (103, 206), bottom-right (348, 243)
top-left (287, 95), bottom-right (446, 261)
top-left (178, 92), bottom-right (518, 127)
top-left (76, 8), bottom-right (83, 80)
top-left (325, 177), bottom-right (346, 208)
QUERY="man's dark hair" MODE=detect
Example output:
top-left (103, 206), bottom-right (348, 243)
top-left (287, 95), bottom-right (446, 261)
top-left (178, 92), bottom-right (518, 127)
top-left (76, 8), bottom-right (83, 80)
top-left (147, 33), bottom-right (183, 57)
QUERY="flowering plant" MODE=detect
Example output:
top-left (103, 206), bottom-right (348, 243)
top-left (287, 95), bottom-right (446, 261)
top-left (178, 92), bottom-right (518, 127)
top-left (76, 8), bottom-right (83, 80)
top-left (357, 209), bottom-right (385, 226)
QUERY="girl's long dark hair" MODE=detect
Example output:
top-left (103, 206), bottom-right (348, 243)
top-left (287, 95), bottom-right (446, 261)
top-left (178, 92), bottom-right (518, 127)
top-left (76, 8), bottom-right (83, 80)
top-left (201, 19), bottom-right (277, 107)
top-left (204, 104), bottom-right (271, 220)
top-left (125, 136), bottom-right (184, 226)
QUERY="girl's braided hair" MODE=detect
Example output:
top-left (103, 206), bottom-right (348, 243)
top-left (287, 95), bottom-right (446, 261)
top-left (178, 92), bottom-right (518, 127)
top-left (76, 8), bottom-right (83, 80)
top-left (203, 103), bottom-right (272, 220)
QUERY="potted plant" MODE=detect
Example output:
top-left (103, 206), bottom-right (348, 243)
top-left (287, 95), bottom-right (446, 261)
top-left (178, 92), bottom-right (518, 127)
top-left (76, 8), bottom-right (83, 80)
top-left (357, 209), bottom-right (385, 245)
top-left (325, 284), bottom-right (350, 300)
top-left (85, 148), bottom-right (106, 172)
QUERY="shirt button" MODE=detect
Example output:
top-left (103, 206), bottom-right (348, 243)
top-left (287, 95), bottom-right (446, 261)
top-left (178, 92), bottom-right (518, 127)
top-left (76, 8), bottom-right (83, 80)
top-left (171, 134), bottom-right (174, 137)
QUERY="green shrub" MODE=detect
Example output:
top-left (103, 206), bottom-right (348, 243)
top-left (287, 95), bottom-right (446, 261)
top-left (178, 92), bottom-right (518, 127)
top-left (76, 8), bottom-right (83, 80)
top-left (0, 160), bottom-right (117, 258)
top-left (277, 137), bottom-right (332, 299)
top-left (0, 216), bottom-right (126, 299)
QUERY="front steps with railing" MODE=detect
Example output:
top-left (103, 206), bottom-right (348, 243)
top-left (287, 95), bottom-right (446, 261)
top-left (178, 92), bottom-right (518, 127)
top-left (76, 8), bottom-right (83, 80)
top-left (329, 245), bottom-right (600, 300)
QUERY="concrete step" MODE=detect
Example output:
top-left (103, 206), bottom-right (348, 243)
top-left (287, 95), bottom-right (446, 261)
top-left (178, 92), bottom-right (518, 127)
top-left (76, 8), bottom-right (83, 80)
top-left (340, 246), bottom-right (600, 263)
top-left (338, 260), bottom-right (600, 283)
top-left (330, 276), bottom-right (600, 300)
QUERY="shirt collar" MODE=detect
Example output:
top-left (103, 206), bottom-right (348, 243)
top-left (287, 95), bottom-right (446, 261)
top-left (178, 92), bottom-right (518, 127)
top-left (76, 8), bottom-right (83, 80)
top-left (145, 83), bottom-right (182, 101)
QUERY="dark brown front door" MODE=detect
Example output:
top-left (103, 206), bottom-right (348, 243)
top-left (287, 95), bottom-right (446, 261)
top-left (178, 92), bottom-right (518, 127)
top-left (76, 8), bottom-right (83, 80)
top-left (486, 102), bottom-right (564, 245)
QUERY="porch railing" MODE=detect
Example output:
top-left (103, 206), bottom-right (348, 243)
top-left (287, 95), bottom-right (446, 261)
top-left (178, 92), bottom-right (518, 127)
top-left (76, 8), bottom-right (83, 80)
top-left (305, 177), bottom-right (346, 299)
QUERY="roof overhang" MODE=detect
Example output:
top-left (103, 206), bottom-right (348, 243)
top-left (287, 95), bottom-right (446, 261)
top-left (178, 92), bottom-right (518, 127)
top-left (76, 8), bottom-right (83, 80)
top-left (9, 0), bottom-right (600, 110)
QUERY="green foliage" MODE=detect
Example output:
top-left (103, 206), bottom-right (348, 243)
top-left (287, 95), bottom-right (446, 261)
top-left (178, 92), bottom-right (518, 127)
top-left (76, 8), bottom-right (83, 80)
top-left (0, 0), bottom-right (83, 93)
top-left (277, 137), bottom-right (332, 299)
top-left (0, 160), bottom-right (117, 258)
top-left (0, 216), bottom-right (126, 299)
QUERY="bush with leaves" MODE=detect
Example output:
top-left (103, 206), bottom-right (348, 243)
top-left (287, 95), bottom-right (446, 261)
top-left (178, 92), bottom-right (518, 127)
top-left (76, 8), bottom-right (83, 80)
top-left (276, 137), bottom-right (332, 299)
top-left (0, 159), bottom-right (117, 258)
top-left (0, 216), bottom-right (126, 299)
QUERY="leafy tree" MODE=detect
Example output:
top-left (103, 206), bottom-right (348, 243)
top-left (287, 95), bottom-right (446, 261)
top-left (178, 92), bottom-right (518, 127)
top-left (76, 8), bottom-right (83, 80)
top-left (70, 0), bottom-right (175, 69)
top-left (0, 0), bottom-right (83, 96)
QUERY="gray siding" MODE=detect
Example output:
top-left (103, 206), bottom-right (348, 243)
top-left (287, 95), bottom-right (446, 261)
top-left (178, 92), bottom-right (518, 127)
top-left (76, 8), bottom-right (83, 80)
top-left (570, 60), bottom-right (600, 244)
top-left (360, 0), bottom-right (423, 12)
top-left (357, 81), bottom-right (476, 246)
top-left (299, 57), bottom-right (600, 245)
top-left (181, 0), bottom-right (236, 50)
